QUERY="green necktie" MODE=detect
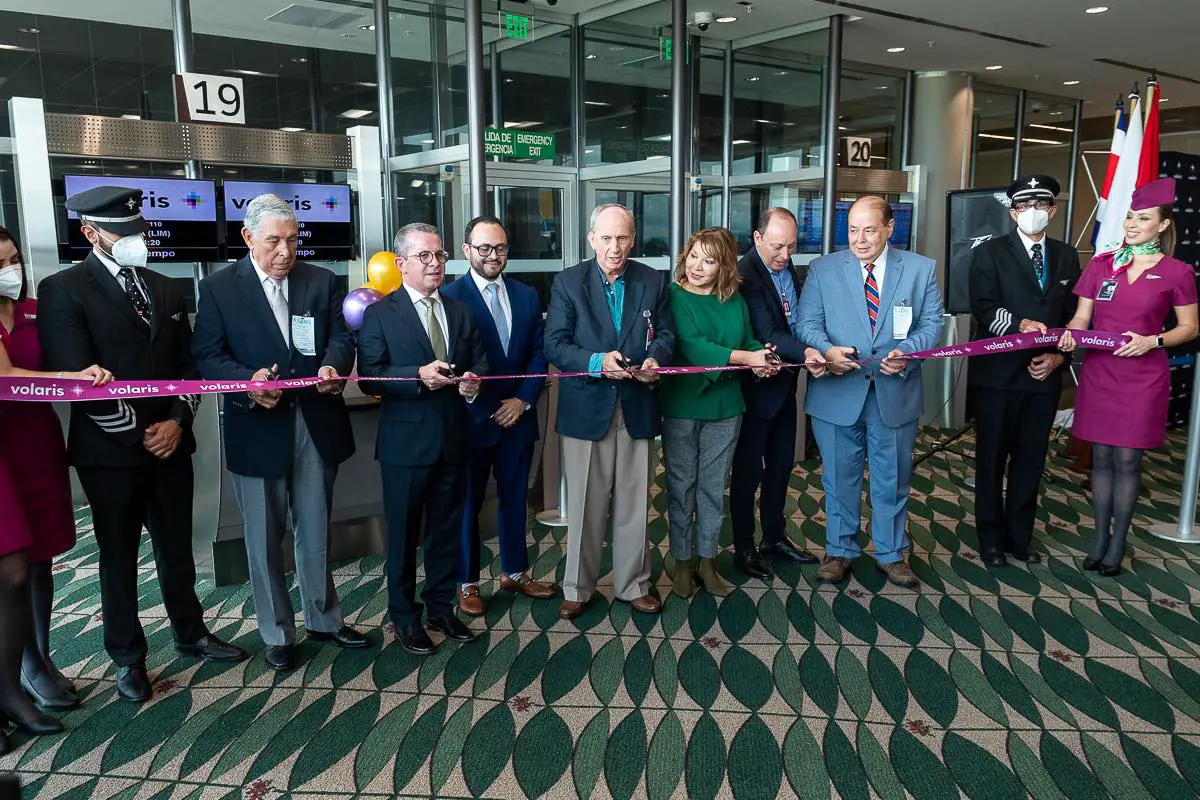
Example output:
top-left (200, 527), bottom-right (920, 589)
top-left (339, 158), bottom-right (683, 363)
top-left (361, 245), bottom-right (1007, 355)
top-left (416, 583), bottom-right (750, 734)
top-left (422, 297), bottom-right (448, 362)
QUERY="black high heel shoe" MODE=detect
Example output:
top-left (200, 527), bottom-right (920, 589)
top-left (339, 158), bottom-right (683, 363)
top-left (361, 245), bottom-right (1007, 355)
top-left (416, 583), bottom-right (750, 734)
top-left (1098, 560), bottom-right (1123, 577)
top-left (21, 669), bottom-right (79, 710)
top-left (0, 729), bottom-right (9, 756)
top-left (1083, 557), bottom-right (1101, 571)
top-left (0, 704), bottom-right (64, 735)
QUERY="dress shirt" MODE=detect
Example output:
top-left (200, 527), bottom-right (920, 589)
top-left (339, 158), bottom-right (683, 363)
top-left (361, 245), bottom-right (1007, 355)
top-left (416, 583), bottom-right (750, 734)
top-left (403, 282), bottom-right (451, 356)
top-left (765, 260), bottom-right (801, 338)
top-left (95, 248), bottom-right (149, 304)
top-left (469, 269), bottom-right (512, 335)
top-left (588, 264), bottom-right (627, 375)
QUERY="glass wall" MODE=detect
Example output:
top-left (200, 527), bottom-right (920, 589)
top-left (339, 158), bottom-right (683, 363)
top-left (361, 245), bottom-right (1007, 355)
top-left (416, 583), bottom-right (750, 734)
top-left (497, 29), bottom-right (574, 167)
top-left (1020, 94), bottom-right (1077, 240)
top-left (840, 64), bottom-right (906, 170)
top-left (971, 86), bottom-right (1020, 188)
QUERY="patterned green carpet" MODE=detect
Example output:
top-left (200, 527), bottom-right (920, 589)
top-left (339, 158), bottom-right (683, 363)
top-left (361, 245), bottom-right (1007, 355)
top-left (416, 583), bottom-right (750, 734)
top-left (4, 428), bottom-right (1200, 799)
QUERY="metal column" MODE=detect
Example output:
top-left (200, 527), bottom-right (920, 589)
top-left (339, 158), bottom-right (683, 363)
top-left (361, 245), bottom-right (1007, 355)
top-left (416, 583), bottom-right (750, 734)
top-left (465, 0), bottom-right (487, 218)
top-left (669, 0), bottom-right (688, 259)
top-left (374, 0), bottom-right (396, 238)
top-left (1012, 88), bottom-right (1027, 180)
top-left (900, 70), bottom-right (915, 168)
top-left (1063, 98), bottom-right (1084, 242)
top-left (170, 0), bottom-right (200, 180)
top-left (820, 14), bottom-right (843, 255)
top-left (721, 41), bottom-right (733, 228)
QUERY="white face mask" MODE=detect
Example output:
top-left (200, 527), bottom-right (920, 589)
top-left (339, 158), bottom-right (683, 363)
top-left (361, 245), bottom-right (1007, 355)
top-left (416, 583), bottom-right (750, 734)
top-left (94, 230), bottom-right (149, 269)
top-left (0, 264), bottom-right (22, 300)
top-left (1015, 207), bottom-right (1050, 237)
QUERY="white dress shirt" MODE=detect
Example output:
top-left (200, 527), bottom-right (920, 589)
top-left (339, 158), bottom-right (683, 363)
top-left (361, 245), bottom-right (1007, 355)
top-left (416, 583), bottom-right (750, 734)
top-left (469, 269), bottom-right (512, 335)
top-left (859, 244), bottom-right (889, 290)
top-left (403, 282), bottom-right (451, 356)
top-left (251, 257), bottom-right (289, 304)
top-left (95, 248), bottom-right (149, 304)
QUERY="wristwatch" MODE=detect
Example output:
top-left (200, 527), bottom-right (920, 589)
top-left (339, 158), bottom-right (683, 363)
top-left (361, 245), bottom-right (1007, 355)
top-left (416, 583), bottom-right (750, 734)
top-left (1156, 335), bottom-right (1165, 348)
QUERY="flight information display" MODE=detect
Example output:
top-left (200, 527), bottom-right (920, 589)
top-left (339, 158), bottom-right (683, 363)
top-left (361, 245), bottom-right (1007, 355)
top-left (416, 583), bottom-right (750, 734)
top-left (62, 175), bottom-right (220, 263)
top-left (799, 200), bottom-right (915, 253)
top-left (223, 182), bottom-right (354, 261)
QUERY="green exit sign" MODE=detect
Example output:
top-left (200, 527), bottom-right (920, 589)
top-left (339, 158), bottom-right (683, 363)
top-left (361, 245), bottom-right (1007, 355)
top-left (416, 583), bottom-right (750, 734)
top-left (658, 36), bottom-right (690, 63)
top-left (500, 12), bottom-right (533, 41)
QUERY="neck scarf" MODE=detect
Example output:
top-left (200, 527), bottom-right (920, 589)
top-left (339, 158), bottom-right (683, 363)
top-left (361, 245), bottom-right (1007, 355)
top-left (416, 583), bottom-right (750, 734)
top-left (1112, 240), bottom-right (1162, 273)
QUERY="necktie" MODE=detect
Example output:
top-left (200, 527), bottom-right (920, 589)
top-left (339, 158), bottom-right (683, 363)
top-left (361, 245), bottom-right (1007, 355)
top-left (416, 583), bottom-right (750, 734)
top-left (486, 282), bottom-right (510, 355)
top-left (118, 267), bottom-right (151, 327)
top-left (1031, 243), bottom-right (1045, 289)
top-left (266, 278), bottom-right (290, 346)
top-left (421, 297), bottom-right (448, 362)
top-left (864, 262), bottom-right (880, 334)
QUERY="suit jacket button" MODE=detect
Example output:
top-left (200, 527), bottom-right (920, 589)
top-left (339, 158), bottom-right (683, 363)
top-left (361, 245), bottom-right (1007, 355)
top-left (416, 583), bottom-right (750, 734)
top-left (291, 369), bottom-right (297, 376)
top-left (864, 374), bottom-right (872, 381)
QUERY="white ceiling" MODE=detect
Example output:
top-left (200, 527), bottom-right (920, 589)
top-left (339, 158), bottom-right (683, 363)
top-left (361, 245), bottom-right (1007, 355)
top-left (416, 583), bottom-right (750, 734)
top-left (2, 0), bottom-right (1196, 116)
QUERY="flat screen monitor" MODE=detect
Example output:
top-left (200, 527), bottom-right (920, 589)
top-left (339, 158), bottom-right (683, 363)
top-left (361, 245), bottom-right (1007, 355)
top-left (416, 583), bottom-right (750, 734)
top-left (799, 200), bottom-right (914, 253)
top-left (62, 175), bottom-right (220, 263)
top-left (945, 188), bottom-right (1013, 314)
top-left (223, 182), bottom-right (354, 261)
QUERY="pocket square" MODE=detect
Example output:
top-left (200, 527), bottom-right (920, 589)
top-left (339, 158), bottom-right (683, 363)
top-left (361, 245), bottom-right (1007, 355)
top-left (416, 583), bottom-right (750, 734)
top-left (171, 312), bottom-right (183, 321)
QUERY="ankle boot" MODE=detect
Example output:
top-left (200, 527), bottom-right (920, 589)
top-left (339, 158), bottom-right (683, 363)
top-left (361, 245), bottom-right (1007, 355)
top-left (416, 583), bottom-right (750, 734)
top-left (28, 562), bottom-right (75, 695)
top-left (672, 557), bottom-right (698, 598)
top-left (697, 558), bottom-right (731, 597)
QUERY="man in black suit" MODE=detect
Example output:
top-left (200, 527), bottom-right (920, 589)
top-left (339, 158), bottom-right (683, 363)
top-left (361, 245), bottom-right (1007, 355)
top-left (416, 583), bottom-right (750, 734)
top-left (544, 203), bottom-right (675, 621)
top-left (37, 186), bottom-right (246, 703)
top-left (358, 222), bottom-right (487, 655)
top-left (969, 175), bottom-right (1081, 566)
top-left (192, 193), bottom-right (368, 672)
top-left (729, 207), bottom-right (823, 580)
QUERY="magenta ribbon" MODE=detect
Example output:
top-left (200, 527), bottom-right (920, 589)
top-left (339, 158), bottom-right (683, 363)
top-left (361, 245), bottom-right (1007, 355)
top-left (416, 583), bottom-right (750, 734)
top-left (0, 328), bottom-right (1123, 403)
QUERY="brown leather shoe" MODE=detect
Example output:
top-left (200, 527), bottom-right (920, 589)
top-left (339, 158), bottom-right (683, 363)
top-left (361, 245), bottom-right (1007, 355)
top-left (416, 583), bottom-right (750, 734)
top-left (817, 556), bottom-right (851, 583)
top-left (458, 585), bottom-right (485, 617)
top-left (628, 595), bottom-right (662, 614)
top-left (877, 560), bottom-right (919, 588)
top-left (499, 572), bottom-right (557, 599)
top-left (559, 600), bottom-right (586, 620)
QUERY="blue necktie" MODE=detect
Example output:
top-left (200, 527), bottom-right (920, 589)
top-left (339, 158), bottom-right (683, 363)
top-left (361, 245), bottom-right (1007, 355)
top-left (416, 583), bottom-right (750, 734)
top-left (486, 282), bottom-right (510, 355)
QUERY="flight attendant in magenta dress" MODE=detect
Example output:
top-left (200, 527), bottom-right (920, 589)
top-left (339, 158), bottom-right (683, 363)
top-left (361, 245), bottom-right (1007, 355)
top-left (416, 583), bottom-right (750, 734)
top-left (1059, 178), bottom-right (1200, 576)
top-left (0, 227), bottom-right (112, 752)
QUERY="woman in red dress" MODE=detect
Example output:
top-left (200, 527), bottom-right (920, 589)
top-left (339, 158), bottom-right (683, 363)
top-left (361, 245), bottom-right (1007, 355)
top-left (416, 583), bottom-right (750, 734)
top-left (1059, 179), bottom-right (1200, 575)
top-left (0, 226), bottom-right (112, 754)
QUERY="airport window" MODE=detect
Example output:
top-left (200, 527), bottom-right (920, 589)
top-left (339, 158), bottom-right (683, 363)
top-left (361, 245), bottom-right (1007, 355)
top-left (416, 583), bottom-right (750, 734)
top-left (497, 29), bottom-right (574, 167)
top-left (840, 64), bottom-right (906, 171)
top-left (972, 87), bottom-right (1021, 188)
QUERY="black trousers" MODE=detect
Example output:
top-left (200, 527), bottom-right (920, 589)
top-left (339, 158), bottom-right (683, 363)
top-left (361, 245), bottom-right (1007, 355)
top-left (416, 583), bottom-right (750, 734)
top-left (973, 388), bottom-right (1060, 556)
top-left (75, 455), bottom-right (207, 667)
top-left (729, 393), bottom-right (797, 553)
top-left (381, 458), bottom-right (465, 627)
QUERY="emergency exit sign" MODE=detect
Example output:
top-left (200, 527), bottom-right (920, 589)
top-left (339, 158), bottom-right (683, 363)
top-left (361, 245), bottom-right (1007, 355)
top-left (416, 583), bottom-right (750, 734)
top-left (485, 127), bottom-right (557, 160)
top-left (500, 12), bottom-right (533, 41)
top-left (658, 37), bottom-right (690, 63)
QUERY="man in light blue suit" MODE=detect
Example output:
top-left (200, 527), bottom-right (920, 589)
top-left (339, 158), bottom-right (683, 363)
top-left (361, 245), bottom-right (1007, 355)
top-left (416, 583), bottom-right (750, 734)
top-left (798, 196), bottom-right (944, 588)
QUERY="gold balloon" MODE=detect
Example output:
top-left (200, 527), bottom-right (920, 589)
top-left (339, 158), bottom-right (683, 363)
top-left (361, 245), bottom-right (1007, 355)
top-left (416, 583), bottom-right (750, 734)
top-left (366, 251), bottom-right (402, 294)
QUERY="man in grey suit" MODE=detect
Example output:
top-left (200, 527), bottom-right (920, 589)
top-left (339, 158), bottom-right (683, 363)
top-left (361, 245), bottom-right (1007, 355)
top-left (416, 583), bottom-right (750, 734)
top-left (798, 196), bottom-right (944, 588)
top-left (544, 204), bottom-right (675, 620)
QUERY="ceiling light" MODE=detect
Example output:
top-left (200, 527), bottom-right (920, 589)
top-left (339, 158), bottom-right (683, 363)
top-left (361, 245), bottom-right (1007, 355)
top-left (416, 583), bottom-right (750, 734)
top-left (280, 126), bottom-right (305, 132)
top-left (746, 76), bottom-right (760, 82)
top-left (1084, 6), bottom-right (1108, 13)
top-left (837, 125), bottom-right (848, 131)
top-left (585, 149), bottom-right (594, 154)
top-left (716, 16), bottom-right (737, 23)
top-left (874, 85), bottom-right (889, 90)
top-left (228, 68), bottom-right (277, 77)
top-left (505, 78), bottom-right (514, 83)
top-left (753, 119), bottom-right (773, 124)
top-left (1062, 80), bottom-right (1080, 85)
top-left (339, 108), bottom-right (373, 119)
top-left (356, 81), bottom-right (377, 88)
top-left (617, 125), bottom-right (628, 129)
top-left (585, 101), bottom-right (611, 106)
top-left (421, 139), bottom-right (435, 144)
top-left (1030, 123), bottom-right (1073, 133)
top-left (985, 65), bottom-right (1003, 71)
top-left (647, 155), bottom-right (669, 160)
top-left (292, 57), bottom-right (308, 63)
top-left (121, 114), bottom-right (141, 120)
top-left (360, 24), bottom-right (375, 31)
top-left (731, 139), bottom-right (752, 144)
top-left (979, 133), bottom-right (1015, 141)
top-left (1050, 111), bottom-right (1064, 115)
top-left (410, 179), bottom-right (424, 188)
top-left (1024, 137), bottom-right (1065, 145)
top-left (646, 134), bottom-right (672, 141)
top-left (848, 16), bottom-right (863, 22)
top-left (585, 53), bottom-right (597, 60)
top-left (774, 71), bottom-right (788, 76)
top-left (609, 46), bottom-right (625, 52)
top-left (503, 121), bottom-right (543, 129)
top-left (886, 47), bottom-right (905, 53)
top-left (0, 43), bottom-right (35, 52)
top-left (18, 27), bottom-right (38, 34)
top-left (1161, 98), bottom-right (1170, 102)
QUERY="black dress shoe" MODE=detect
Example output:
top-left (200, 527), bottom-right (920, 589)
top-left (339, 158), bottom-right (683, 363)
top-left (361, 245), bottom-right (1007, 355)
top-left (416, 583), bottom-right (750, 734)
top-left (21, 669), bottom-right (80, 710)
top-left (264, 645), bottom-right (294, 672)
top-left (306, 626), bottom-right (369, 649)
top-left (761, 539), bottom-right (820, 564)
top-left (1005, 550), bottom-right (1042, 565)
top-left (115, 665), bottom-right (151, 704)
top-left (734, 549), bottom-right (771, 581)
top-left (0, 704), bottom-right (63, 735)
top-left (1098, 561), bottom-right (1122, 577)
top-left (396, 625), bottom-right (436, 656)
top-left (427, 614), bottom-right (475, 642)
top-left (1082, 556), bottom-right (1101, 571)
top-left (981, 549), bottom-right (1008, 567)
top-left (175, 634), bottom-right (248, 663)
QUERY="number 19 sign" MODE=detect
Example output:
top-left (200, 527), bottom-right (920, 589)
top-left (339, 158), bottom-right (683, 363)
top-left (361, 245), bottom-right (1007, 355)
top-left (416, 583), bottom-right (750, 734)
top-left (174, 73), bottom-right (245, 125)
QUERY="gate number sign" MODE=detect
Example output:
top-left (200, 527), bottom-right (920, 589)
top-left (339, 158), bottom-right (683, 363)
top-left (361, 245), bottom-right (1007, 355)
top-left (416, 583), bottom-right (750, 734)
top-left (843, 136), bottom-right (873, 168)
top-left (174, 73), bottom-right (246, 126)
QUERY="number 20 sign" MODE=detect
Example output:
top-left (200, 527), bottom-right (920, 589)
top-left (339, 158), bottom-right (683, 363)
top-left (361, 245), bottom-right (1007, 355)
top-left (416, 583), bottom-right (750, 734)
top-left (174, 73), bottom-right (245, 125)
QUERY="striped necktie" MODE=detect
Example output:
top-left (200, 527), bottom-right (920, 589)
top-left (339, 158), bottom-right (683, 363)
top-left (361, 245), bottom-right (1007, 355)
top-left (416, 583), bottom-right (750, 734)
top-left (864, 262), bottom-right (880, 334)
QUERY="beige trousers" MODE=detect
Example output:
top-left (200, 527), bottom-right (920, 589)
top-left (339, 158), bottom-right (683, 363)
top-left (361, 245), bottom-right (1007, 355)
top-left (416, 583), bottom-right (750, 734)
top-left (561, 406), bottom-right (652, 602)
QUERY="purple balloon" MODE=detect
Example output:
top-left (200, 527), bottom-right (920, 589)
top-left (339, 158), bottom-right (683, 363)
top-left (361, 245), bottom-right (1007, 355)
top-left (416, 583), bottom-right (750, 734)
top-left (343, 287), bottom-right (383, 331)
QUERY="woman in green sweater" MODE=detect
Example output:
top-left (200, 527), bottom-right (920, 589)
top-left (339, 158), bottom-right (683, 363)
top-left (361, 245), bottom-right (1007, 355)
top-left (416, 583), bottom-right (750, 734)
top-left (662, 227), bottom-right (779, 598)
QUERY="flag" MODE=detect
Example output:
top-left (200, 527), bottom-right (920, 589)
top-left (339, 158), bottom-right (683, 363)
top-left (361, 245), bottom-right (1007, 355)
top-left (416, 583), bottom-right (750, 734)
top-left (1096, 88), bottom-right (1144, 254)
top-left (1137, 77), bottom-right (1161, 187)
top-left (1092, 99), bottom-right (1127, 246)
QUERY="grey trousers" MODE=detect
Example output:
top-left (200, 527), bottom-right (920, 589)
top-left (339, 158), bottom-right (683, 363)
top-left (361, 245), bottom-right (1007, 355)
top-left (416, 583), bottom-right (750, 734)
top-left (231, 412), bottom-right (343, 646)
top-left (662, 415), bottom-right (741, 559)
top-left (561, 406), bottom-right (652, 603)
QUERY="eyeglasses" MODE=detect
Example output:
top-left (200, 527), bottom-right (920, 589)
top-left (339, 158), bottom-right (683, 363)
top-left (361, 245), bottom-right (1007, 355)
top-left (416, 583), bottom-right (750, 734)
top-left (467, 243), bottom-right (510, 257)
top-left (1013, 200), bottom-right (1052, 212)
top-left (408, 249), bottom-right (450, 265)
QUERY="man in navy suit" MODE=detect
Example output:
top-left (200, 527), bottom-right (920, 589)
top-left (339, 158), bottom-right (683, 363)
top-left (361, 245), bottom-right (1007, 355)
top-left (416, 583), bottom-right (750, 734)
top-left (193, 193), bottom-right (368, 671)
top-left (358, 223), bottom-right (487, 655)
top-left (798, 196), bottom-right (944, 588)
top-left (442, 215), bottom-right (555, 616)
top-left (730, 207), bottom-right (825, 581)
top-left (545, 204), bottom-right (675, 620)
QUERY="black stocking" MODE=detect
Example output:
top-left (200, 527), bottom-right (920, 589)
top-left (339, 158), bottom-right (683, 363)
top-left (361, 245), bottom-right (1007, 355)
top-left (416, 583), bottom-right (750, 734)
top-left (23, 561), bottom-right (73, 692)
top-left (1103, 447), bottom-right (1144, 566)
top-left (0, 551), bottom-right (45, 724)
top-left (1089, 445), bottom-right (1115, 561)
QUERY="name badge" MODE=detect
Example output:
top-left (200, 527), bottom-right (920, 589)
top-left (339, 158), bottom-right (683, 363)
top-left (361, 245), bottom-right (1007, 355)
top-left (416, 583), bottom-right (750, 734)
top-left (1096, 280), bottom-right (1118, 302)
top-left (291, 315), bottom-right (317, 356)
top-left (780, 294), bottom-right (792, 316)
top-left (893, 301), bottom-right (913, 340)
